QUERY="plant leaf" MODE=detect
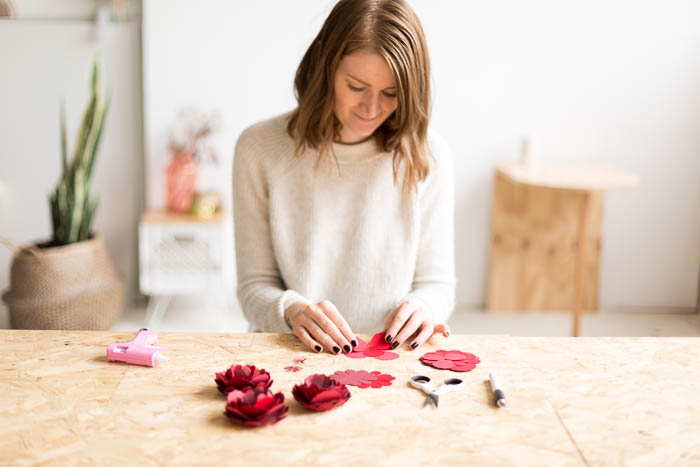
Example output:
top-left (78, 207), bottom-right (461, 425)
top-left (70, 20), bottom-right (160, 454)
top-left (79, 195), bottom-right (98, 241)
top-left (84, 89), bottom-right (111, 181)
top-left (52, 58), bottom-right (109, 246)
top-left (60, 102), bottom-right (68, 177)
top-left (71, 60), bottom-right (99, 175)
top-left (67, 168), bottom-right (86, 243)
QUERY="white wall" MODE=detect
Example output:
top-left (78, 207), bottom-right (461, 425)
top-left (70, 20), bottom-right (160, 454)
top-left (0, 20), bottom-right (144, 327)
top-left (143, 0), bottom-right (700, 310)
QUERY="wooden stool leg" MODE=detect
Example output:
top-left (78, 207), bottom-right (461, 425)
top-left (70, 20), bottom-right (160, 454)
top-left (572, 192), bottom-right (591, 337)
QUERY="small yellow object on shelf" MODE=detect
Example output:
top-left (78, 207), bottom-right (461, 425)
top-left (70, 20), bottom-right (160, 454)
top-left (190, 191), bottom-right (221, 219)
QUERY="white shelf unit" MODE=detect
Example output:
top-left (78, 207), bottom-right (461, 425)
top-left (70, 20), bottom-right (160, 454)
top-left (138, 210), bottom-right (234, 328)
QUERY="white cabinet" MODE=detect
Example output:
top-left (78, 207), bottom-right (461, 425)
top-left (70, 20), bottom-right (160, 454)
top-left (138, 210), bottom-right (234, 328)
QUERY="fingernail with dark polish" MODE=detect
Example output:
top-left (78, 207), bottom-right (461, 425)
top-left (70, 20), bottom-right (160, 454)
top-left (391, 341), bottom-right (399, 349)
top-left (385, 335), bottom-right (392, 343)
top-left (333, 346), bottom-right (340, 354)
top-left (351, 340), bottom-right (358, 348)
top-left (314, 345), bottom-right (322, 352)
top-left (343, 345), bottom-right (351, 353)
top-left (411, 342), bottom-right (418, 349)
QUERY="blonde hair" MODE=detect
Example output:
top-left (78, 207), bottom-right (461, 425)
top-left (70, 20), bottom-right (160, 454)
top-left (287, 0), bottom-right (432, 197)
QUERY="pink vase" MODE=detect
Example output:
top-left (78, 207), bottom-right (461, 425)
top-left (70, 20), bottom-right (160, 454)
top-left (166, 152), bottom-right (198, 212)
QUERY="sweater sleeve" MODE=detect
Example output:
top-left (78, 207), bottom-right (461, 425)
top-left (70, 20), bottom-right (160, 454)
top-left (405, 133), bottom-right (457, 325)
top-left (233, 128), bottom-right (311, 332)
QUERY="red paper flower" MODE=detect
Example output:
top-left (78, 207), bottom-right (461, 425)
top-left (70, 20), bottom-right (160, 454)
top-left (420, 350), bottom-right (480, 372)
top-left (224, 386), bottom-right (289, 427)
top-left (345, 332), bottom-right (399, 360)
top-left (215, 364), bottom-right (272, 394)
top-left (364, 371), bottom-right (395, 388)
top-left (292, 374), bottom-right (351, 411)
top-left (331, 370), bottom-right (395, 388)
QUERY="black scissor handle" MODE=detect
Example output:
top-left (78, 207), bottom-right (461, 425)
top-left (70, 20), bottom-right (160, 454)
top-left (443, 378), bottom-right (463, 386)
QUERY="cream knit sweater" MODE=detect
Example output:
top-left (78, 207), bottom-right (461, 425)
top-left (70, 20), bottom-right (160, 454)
top-left (233, 113), bottom-right (455, 333)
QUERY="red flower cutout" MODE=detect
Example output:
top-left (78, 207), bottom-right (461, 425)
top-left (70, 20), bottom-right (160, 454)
top-left (331, 370), bottom-right (395, 388)
top-left (215, 364), bottom-right (272, 394)
top-left (224, 386), bottom-right (289, 427)
top-left (420, 350), bottom-right (480, 372)
top-left (364, 371), bottom-right (395, 388)
top-left (292, 374), bottom-right (351, 411)
top-left (284, 365), bottom-right (302, 372)
top-left (345, 332), bottom-right (399, 360)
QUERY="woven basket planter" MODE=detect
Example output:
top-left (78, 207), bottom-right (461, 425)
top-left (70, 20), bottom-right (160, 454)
top-left (2, 236), bottom-right (124, 330)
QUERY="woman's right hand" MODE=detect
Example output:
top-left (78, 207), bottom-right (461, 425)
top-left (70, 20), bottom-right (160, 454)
top-left (285, 300), bottom-right (358, 354)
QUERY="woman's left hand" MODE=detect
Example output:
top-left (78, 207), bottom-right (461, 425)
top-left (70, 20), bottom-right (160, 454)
top-left (383, 300), bottom-right (450, 350)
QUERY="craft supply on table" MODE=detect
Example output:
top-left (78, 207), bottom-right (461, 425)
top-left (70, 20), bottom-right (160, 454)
top-left (409, 375), bottom-right (464, 408)
top-left (285, 355), bottom-right (307, 372)
top-left (106, 328), bottom-right (168, 367)
top-left (345, 332), bottom-right (399, 360)
top-left (292, 374), bottom-right (351, 412)
top-left (331, 370), bottom-right (395, 388)
top-left (489, 371), bottom-right (507, 408)
top-left (224, 386), bottom-right (289, 427)
top-left (214, 364), bottom-right (272, 394)
top-left (420, 350), bottom-right (480, 372)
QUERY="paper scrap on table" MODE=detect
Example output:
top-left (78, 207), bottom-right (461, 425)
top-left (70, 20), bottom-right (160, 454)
top-left (345, 332), bottom-right (399, 360)
top-left (420, 350), bottom-right (480, 372)
top-left (331, 370), bottom-right (395, 388)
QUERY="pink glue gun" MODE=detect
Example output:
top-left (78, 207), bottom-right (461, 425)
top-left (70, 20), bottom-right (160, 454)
top-left (107, 328), bottom-right (169, 367)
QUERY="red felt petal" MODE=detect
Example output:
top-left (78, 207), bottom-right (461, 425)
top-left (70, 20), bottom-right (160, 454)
top-left (331, 370), bottom-right (377, 386)
top-left (331, 373), bottom-right (353, 385)
top-left (450, 363), bottom-right (477, 372)
top-left (368, 332), bottom-right (392, 350)
top-left (344, 351), bottom-right (367, 359)
top-left (352, 337), bottom-right (369, 352)
top-left (460, 353), bottom-right (481, 363)
top-left (312, 389), bottom-right (344, 403)
top-left (444, 351), bottom-right (467, 360)
top-left (431, 359), bottom-right (455, 370)
top-left (363, 349), bottom-right (384, 357)
top-left (340, 371), bottom-right (394, 386)
top-left (375, 351), bottom-right (399, 360)
top-left (420, 352), bottom-right (442, 361)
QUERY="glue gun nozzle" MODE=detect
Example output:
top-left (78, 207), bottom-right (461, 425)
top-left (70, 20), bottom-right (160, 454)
top-left (156, 353), bottom-right (169, 364)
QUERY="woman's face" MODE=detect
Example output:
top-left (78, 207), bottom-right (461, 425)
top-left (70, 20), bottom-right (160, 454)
top-left (333, 48), bottom-right (398, 144)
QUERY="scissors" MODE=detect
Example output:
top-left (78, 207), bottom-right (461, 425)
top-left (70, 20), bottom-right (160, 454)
top-left (409, 375), bottom-right (464, 408)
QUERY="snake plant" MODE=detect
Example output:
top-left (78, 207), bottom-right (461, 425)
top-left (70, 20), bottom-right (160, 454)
top-left (49, 59), bottom-right (111, 245)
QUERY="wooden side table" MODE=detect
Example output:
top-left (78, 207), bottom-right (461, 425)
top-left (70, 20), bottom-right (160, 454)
top-left (487, 163), bottom-right (639, 336)
top-left (138, 210), bottom-right (233, 329)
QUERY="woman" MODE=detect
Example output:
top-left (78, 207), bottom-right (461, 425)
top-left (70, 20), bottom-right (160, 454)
top-left (233, 0), bottom-right (454, 354)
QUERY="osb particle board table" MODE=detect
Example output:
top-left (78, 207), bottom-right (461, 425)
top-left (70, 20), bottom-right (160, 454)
top-left (1, 331), bottom-right (698, 466)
